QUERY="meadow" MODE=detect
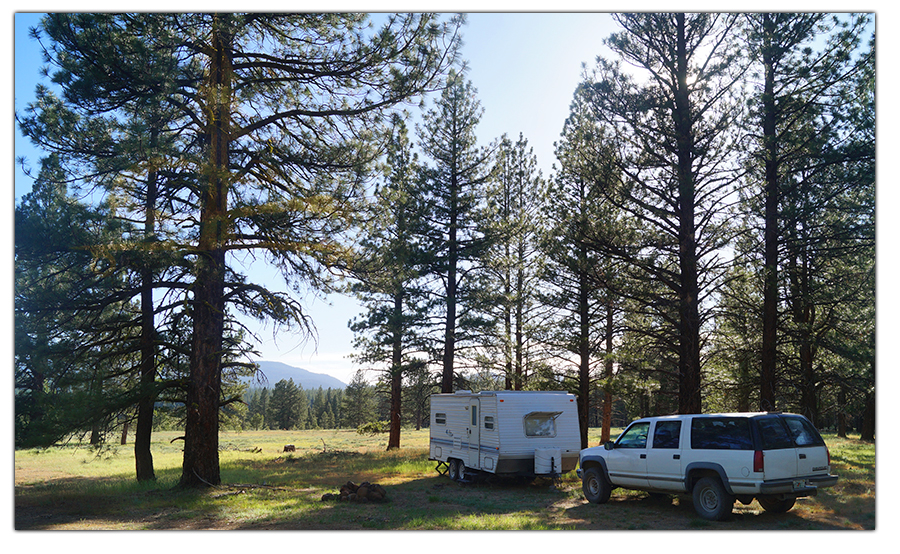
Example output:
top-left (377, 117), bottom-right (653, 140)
top-left (14, 428), bottom-right (875, 531)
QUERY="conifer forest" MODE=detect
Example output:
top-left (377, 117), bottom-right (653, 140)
top-left (15, 13), bottom-right (874, 486)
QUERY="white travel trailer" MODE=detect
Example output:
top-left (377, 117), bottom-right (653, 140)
top-left (429, 390), bottom-right (581, 481)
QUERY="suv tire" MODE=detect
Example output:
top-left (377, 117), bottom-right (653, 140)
top-left (582, 467), bottom-right (612, 504)
top-left (757, 495), bottom-right (796, 513)
top-left (692, 476), bottom-right (734, 521)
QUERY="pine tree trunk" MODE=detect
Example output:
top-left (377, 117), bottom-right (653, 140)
top-left (387, 290), bottom-right (403, 450)
top-left (577, 250), bottom-right (591, 449)
top-left (760, 13), bottom-right (780, 412)
top-left (860, 391), bottom-right (875, 441)
top-left (441, 171), bottom-right (459, 394)
top-left (601, 303), bottom-right (615, 444)
top-left (837, 386), bottom-right (847, 438)
top-left (181, 16), bottom-right (231, 488)
top-left (135, 131), bottom-right (158, 482)
top-left (674, 14), bottom-right (702, 415)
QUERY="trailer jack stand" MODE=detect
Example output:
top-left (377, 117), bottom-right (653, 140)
top-left (435, 461), bottom-right (449, 476)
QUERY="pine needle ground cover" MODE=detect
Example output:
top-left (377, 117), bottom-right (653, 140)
top-left (15, 429), bottom-right (874, 530)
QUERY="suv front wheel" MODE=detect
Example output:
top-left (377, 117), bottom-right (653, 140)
top-left (582, 467), bottom-right (612, 504)
top-left (692, 476), bottom-right (734, 521)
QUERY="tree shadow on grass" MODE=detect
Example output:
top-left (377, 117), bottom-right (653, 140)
top-left (16, 450), bottom-right (871, 531)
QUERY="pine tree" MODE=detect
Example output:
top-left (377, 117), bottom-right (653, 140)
top-left (543, 90), bottom-right (628, 446)
top-left (416, 69), bottom-right (494, 393)
top-left (19, 13), bottom-right (463, 486)
top-left (341, 370), bottom-right (377, 429)
top-left (267, 379), bottom-right (301, 430)
top-left (481, 133), bottom-right (547, 390)
top-left (15, 156), bottom-right (139, 447)
top-left (741, 13), bottom-right (874, 420)
top-left (350, 115), bottom-right (430, 449)
top-left (581, 14), bottom-right (745, 413)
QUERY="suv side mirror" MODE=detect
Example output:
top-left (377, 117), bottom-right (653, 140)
top-left (604, 441), bottom-right (615, 451)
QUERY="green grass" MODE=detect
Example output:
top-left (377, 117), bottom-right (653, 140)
top-left (15, 428), bottom-right (875, 530)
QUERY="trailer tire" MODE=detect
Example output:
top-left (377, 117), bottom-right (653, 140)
top-left (448, 459), bottom-right (461, 481)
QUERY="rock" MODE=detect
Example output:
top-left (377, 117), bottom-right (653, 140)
top-left (330, 480), bottom-right (387, 503)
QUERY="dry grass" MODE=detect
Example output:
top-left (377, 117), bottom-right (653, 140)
top-left (14, 428), bottom-right (875, 531)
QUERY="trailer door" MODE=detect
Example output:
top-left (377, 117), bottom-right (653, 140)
top-left (468, 398), bottom-right (480, 469)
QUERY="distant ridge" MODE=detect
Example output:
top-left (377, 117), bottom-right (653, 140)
top-left (246, 360), bottom-right (347, 390)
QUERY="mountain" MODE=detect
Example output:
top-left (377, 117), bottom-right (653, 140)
top-left (246, 360), bottom-right (347, 390)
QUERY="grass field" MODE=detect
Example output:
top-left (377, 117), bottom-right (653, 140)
top-left (14, 427), bottom-right (875, 531)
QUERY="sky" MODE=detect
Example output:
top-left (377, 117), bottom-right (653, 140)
top-left (11, 11), bottom-right (621, 385)
top-left (10, 7), bottom-right (894, 388)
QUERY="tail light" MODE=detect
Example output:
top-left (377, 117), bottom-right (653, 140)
top-left (753, 450), bottom-right (764, 473)
top-left (827, 447), bottom-right (831, 467)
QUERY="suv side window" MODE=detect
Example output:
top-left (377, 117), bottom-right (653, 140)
top-left (617, 422), bottom-right (650, 448)
top-left (783, 416), bottom-right (825, 447)
top-left (691, 417), bottom-right (753, 450)
top-left (757, 417), bottom-right (795, 449)
top-left (652, 420), bottom-right (682, 449)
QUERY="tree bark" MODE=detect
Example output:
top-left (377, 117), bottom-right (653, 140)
top-left (387, 290), bottom-right (403, 450)
top-left (577, 244), bottom-right (591, 449)
top-left (760, 12), bottom-right (780, 412)
top-left (441, 161), bottom-right (459, 394)
top-left (601, 302), bottom-right (615, 444)
top-left (860, 389), bottom-right (875, 441)
top-left (180, 16), bottom-right (231, 487)
top-left (673, 14), bottom-right (703, 415)
top-left (135, 127), bottom-right (158, 482)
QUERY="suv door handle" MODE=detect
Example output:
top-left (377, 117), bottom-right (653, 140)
top-left (799, 453), bottom-right (807, 459)
top-left (640, 454), bottom-right (646, 459)
top-left (673, 454), bottom-right (680, 460)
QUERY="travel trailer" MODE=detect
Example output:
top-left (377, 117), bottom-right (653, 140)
top-left (429, 390), bottom-right (581, 480)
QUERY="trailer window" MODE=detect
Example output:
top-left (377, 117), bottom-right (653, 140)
top-left (524, 412), bottom-right (561, 437)
top-left (484, 416), bottom-right (495, 430)
top-left (435, 413), bottom-right (446, 425)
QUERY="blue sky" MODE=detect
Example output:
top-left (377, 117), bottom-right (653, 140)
top-left (11, 9), bottom-right (889, 387)
top-left (12, 12), bottom-right (619, 384)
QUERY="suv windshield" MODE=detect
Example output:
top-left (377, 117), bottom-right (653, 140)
top-left (616, 421), bottom-right (650, 448)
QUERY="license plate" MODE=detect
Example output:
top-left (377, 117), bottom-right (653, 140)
top-left (793, 480), bottom-right (810, 490)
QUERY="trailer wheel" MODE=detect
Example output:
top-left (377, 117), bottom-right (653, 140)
top-left (448, 459), bottom-right (460, 481)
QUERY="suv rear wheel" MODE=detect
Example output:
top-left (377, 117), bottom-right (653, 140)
top-left (692, 476), bottom-right (734, 521)
top-left (757, 495), bottom-right (796, 513)
top-left (582, 467), bottom-right (612, 504)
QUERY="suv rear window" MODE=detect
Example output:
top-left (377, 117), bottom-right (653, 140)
top-left (783, 416), bottom-right (825, 447)
top-left (690, 417), bottom-right (753, 450)
top-left (757, 417), bottom-right (795, 449)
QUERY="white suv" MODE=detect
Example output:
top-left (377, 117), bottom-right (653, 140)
top-left (577, 412), bottom-right (838, 520)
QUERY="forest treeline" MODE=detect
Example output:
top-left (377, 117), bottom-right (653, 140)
top-left (15, 14), bottom-right (874, 487)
